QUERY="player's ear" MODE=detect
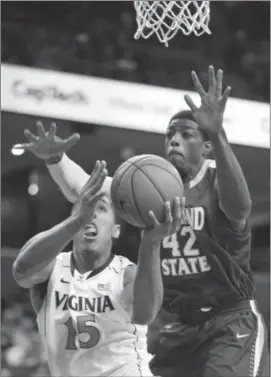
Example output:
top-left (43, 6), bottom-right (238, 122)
top-left (112, 224), bottom-right (121, 239)
top-left (202, 141), bottom-right (212, 159)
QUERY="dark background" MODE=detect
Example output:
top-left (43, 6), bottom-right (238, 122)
top-left (1, 2), bottom-right (270, 376)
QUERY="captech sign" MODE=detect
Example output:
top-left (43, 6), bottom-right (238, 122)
top-left (1, 63), bottom-right (269, 148)
top-left (12, 80), bottom-right (88, 104)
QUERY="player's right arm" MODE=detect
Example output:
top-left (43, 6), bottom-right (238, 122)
top-left (12, 161), bottom-right (108, 289)
top-left (12, 217), bottom-right (84, 289)
top-left (16, 121), bottom-right (112, 202)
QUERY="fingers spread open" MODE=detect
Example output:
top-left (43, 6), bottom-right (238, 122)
top-left (62, 133), bottom-right (80, 150)
top-left (191, 71), bottom-right (206, 98)
top-left (36, 121), bottom-right (46, 139)
top-left (13, 143), bottom-right (33, 151)
top-left (220, 86), bottom-right (231, 110)
top-left (184, 95), bottom-right (198, 113)
top-left (208, 65), bottom-right (216, 93)
top-left (216, 69), bottom-right (223, 97)
top-left (47, 123), bottom-right (57, 139)
top-left (24, 129), bottom-right (39, 143)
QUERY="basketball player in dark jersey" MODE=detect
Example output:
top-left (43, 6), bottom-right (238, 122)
top-left (148, 67), bottom-right (270, 377)
top-left (18, 66), bottom-right (269, 376)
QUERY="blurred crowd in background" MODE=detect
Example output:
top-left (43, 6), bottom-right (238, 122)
top-left (1, 1), bottom-right (270, 376)
top-left (1, 293), bottom-right (50, 376)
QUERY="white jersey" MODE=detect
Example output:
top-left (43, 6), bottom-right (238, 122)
top-left (37, 252), bottom-right (153, 376)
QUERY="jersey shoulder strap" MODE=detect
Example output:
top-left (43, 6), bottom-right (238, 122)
top-left (111, 255), bottom-right (135, 273)
top-left (56, 251), bottom-right (71, 266)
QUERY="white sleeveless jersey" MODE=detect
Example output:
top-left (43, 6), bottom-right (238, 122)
top-left (37, 252), bottom-right (153, 376)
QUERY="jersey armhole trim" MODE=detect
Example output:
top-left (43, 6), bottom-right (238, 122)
top-left (189, 159), bottom-right (215, 189)
top-left (34, 257), bottom-right (60, 316)
top-left (31, 278), bottom-right (49, 317)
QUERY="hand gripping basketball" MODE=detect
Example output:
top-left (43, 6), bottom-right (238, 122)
top-left (74, 160), bottom-right (108, 223)
top-left (142, 197), bottom-right (186, 244)
top-left (14, 121), bottom-right (80, 161)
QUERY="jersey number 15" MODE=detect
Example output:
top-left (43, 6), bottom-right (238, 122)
top-left (64, 315), bottom-right (100, 350)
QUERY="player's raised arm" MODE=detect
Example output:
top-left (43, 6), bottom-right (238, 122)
top-left (12, 161), bottom-right (108, 289)
top-left (47, 153), bottom-right (90, 203)
top-left (123, 197), bottom-right (185, 325)
top-left (16, 121), bottom-right (112, 202)
top-left (184, 66), bottom-right (252, 231)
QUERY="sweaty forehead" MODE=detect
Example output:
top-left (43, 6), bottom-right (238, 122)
top-left (168, 118), bottom-right (198, 131)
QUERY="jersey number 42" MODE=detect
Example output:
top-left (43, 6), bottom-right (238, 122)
top-left (162, 226), bottom-right (199, 257)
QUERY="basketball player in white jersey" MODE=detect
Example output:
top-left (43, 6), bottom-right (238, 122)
top-left (13, 159), bottom-right (184, 376)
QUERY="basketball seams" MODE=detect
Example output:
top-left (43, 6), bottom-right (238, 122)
top-left (111, 155), bottom-right (151, 198)
top-left (112, 158), bottom-right (149, 226)
top-left (135, 162), bottom-right (183, 190)
top-left (110, 160), bottom-right (133, 204)
top-left (132, 162), bottom-right (183, 202)
top-left (131, 169), bottom-right (148, 225)
top-left (112, 155), bottom-right (183, 228)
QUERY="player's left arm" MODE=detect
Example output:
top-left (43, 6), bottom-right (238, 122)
top-left (184, 66), bottom-right (252, 231)
top-left (122, 238), bottom-right (163, 326)
top-left (209, 129), bottom-right (252, 231)
top-left (122, 198), bottom-right (185, 325)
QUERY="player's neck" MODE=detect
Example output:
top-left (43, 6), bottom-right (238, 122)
top-left (180, 160), bottom-right (205, 185)
top-left (190, 160), bottom-right (206, 182)
top-left (72, 248), bottom-right (112, 274)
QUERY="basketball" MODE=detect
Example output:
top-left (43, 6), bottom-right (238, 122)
top-left (110, 155), bottom-right (184, 228)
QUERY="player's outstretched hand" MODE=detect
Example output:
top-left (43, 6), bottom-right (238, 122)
top-left (184, 66), bottom-right (231, 135)
top-left (74, 160), bottom-right (108, 223)
top-left (142, 197), bottom-right (185, 244)
top-left (13, 121), bottom-right (80, 161)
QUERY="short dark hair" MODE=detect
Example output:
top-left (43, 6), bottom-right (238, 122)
top-left (169, 110), bottom-right (209, 141)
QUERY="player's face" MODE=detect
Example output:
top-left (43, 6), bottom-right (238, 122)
top-left (164, 119), bottom-right (207, 178)
top-left (74, 196), bottom-right (120, 254)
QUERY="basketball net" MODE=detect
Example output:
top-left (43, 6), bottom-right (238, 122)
top-left (134, 1), bottom-right (211, 47)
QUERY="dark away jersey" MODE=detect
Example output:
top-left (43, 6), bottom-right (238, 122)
top-left (160, 159), bottom-right (255, 316)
